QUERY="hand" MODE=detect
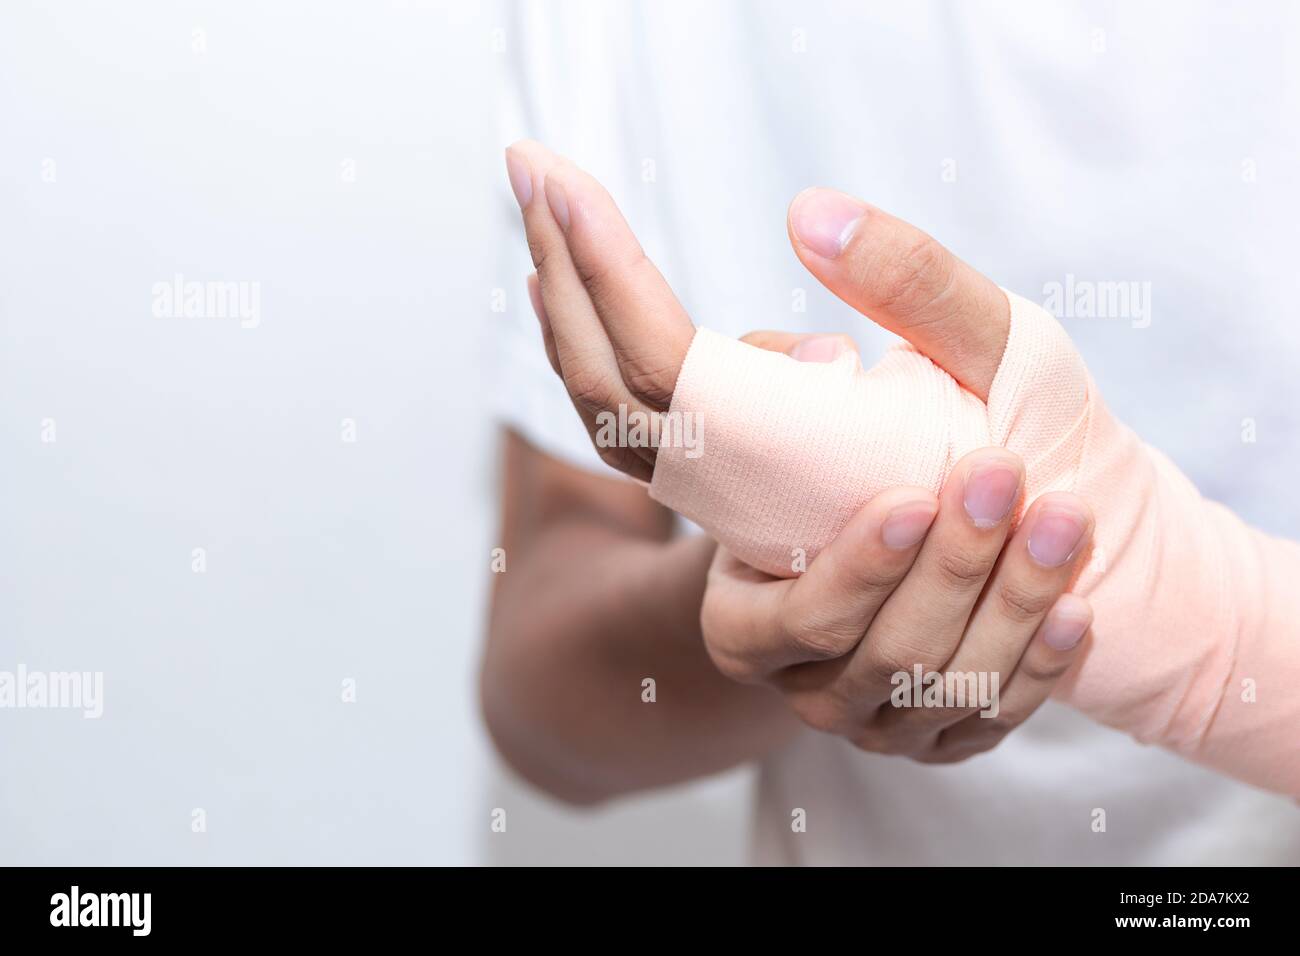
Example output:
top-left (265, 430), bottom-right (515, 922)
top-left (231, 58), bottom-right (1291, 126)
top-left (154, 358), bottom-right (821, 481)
top-left (505, 142), bottom-right (1095, 761)
top-left (505, 139), bottom-right (1013, 480)
top-left (702, 437), bottom-right (1095, 763)
top-left (505, 140), bottom-right (694, 481)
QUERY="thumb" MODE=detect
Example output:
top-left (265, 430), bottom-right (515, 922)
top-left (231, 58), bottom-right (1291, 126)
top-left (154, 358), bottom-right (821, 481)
top-left (740, 330), bottom-right (859, 363)
top-left (787, 189), bottom-right (1009, 401)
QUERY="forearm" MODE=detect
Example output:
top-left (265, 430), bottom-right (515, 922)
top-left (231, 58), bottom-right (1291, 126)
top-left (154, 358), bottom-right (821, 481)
top-left (1062, 444), bottom-right (1300, 792)
top-left (481, 518), bottom-right (796, 804)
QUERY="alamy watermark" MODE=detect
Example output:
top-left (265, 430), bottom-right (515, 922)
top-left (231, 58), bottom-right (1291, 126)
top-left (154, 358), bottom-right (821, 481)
top-left (890, 664), bottom-right (1000, 718)
top-left (152, 273), bottom-right (261, 328)
top-left (1042, 274), bottom-right (1151, 329)
top-left (50, 886), bottom-right (150, 936)
top-left (595, 404), bottom-right (704, 459)
top-left (0, 665), bottom-right (103, 718)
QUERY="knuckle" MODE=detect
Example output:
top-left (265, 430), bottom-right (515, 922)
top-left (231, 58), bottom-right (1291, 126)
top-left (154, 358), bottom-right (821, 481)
top-left (934, 546), bottom-right (992, 593)
top-left (565, 368), bottom-right (619, 416)
top-left (788, 621), bottom-right (856, 662)
top-left (781, 606), bottom-right (861, 661)
top-left (851, 564), bottom-right (907, 596)
top-left (861, 641), bottom-right (925, 688)
top-left (877, 234), bottom-right (953, 319)
top-left (613, 349), bottom-right (677, 408)
top-left (919, 697), bottom-right (983, 725)
top-left (994, 580), bottom-right (1055, 625)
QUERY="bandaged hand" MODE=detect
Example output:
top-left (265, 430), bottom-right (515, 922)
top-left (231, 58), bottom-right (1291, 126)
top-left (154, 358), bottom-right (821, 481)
top-left (504, 140), bottom-right (1300, 796)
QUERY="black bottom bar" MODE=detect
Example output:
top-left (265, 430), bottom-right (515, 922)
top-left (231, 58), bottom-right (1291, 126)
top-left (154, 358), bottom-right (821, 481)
top-left (0, 865), bottom-right (1287, 941)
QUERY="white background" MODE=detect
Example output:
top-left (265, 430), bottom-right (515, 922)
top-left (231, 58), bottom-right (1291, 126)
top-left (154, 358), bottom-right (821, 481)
top-left (0, 0), bottom-right (749, 865)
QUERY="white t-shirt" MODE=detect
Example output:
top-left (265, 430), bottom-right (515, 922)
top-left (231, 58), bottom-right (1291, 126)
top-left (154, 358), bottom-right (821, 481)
top-left (490, 0), bottom-right (1300, 864)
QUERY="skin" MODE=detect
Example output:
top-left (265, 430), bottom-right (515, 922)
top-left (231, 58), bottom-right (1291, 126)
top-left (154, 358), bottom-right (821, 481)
top-left (483, 140), bottom-right (1096, 803)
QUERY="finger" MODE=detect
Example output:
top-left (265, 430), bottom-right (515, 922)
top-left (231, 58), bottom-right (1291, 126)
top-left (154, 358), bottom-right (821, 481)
top-left (1002, 592), bottom-right (1093, 704)
top-left (922, 595), bottom-right (1092, 762)
top-left (870, 491), bottom-right (1093, 742)
top-left (845, 448), bottom-right (1023, 703)
top-left (506, 141), bottom-right (655, 478)
top-left (740, 331), bottom-right (859, 362)
top-left (700, 548), bottom-right (794, 685)
top-left (723, 487), bottom-right (937, 681)
top-left (950, 491), bottom-right (1093, 679)
top-left (507, 141), bottom-right (614, 386)
top-left (526, 272), bottom-right (561, 377)
top-left (542, 161), bottom-right (694, 407)
top-left (787, 189), bottom-right (1010, 400)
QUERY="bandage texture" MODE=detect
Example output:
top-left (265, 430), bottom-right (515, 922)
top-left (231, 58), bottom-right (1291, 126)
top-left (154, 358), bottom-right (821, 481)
top-left (650, 292), bottom-right (1300, 795)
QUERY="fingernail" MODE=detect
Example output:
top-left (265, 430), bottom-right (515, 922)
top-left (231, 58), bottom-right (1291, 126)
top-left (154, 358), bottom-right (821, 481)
top-left (1041, 609), bottom-right (1090, 651)
top-left (881, 502), bottom-right (937, 550)
top-left (1027, 508), bottom-right (1088, 568)
top-left (505, 149), bottom-right (532, 209)
top-left (544, 175), bottom-right (570, 230)
top-left (790, 336), bottom-right (843, 363)
top-left (963, 459), bottom-right (1021, 528)
top-left (790, 188), bottom-right (866, 259)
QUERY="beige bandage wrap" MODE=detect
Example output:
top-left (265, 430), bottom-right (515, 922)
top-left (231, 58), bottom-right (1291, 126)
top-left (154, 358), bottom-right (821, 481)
top-left (652, 291), bottom-right (1300, 796)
